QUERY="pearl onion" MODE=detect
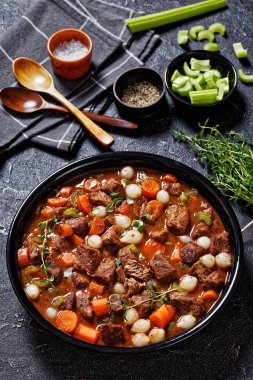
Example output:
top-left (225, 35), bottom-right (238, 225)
top-left (115, 214), bottom-right (131, 229)
top-left (196, 236), bottom-right (211, 249)
top-left (149, 328), bottom-right (166, 344)
top-left (156, 190), bottom-right (170, 204)
top-left (131, 319), bottom-right (151, 333)
top-left (179, 235), bottom-right (192, 244)
top-left (200, 254), bottom-right (215, 269)
top-left (120, 230), bottom-right (143, 244)
top-left (92, 206), bottom-right (107, 218)
top-left (25, 284), bottom-right (40, 300)
top-left (177, 315), bottom-right (196, 329)
top-left (125, 184), bottom-right (142, 199)
top-left (215, 252), bottom-right (232, 269)
top-left (121, 166), bottom-right (135, 180)
top-left (113, 282), bottom-right (126, 294)
top-left (180, 275), bottom-right (198, 292)
top-left (125, 308), bottom-right (139, 325)
top-left (132, 333), bottom-right (150, 347)
top-left (87, 235), bottom-right (102, 249)
top-left (46, 307), bottom-right (57, 319)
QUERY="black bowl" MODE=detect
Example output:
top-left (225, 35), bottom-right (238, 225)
top-left (165, 50), bottom-right (238, 108)
top-left (113, 67), bottom-right (165, 118)
top-left (6, 152), bottom-right (243, 354)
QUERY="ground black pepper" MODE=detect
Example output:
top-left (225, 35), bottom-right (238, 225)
top-left (121, 80), bottom-right (160, 107)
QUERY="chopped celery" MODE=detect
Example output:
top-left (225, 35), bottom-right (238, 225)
top-left (216, 83), bottom-right (225, 101)
top-left (52, 296), bottom-right (65, 308)
top-left (238, 69), bottom-right (253, 83)
top-left (204, 72), bottom-right (217, 88)
top-left (189, 25), bottom-right (205, 40)
top-left (206, 69), bottom-right (221, 79)
top-left (195, 211), bottom-right (212, 225)
top-left (172, 76), bottom-right (188, 90)
top-left (197, 29), bottom-right (215, 42)
top-left (129, 244), bottom-right (140, 254)
top-left (63, 207), bottom-right (79, 217)
top-left (177, 30), bottom-right (188, 44)
top-left (175, 81), bottom-right (193, 97)
top-left (190, 74), bottom-right (205, 90)
top-left (189, 89), bottom-right (218, 104)
top-left (233, 42), bottom-right (248, 59)
top-left (217, 77), bottom-right (229, 93)
top-left (183, 61), bottom-right (200, 77)
top-left (209, 22), bottom-right (226, 36)
top-left (190, 57), bottom-right (211, 71)
top-left (170, 69), bottom-right (183, 83)
top-left (204, 42), bottom-right (219, 51)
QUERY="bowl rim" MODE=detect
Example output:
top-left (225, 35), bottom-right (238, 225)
top-left (113, 66), bottom-right (166, 110)
top-left (164, 50), bottom-right (238, 108)
top-left (6, 151), bottom-right (243, 354)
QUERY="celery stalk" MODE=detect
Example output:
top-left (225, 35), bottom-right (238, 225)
top-left (177, 30), bottom-right (189, 44)
top-left (233, 42), bottom-right (248, 59)
top-left (175, 82), bottom-right (193, 97)
top-left (172, 76), bottom-right (188, 89)
top-left (190, 58), bottom-right (211, 71)
top-left (183, 62), bottom-right (200, 77)
top-left (197, 29), bottom-right (215, 42)
top-left (204, 42), bottom-right (219, 51)
top-left (216, 83), bottom-right (225, 101)
top-left (189, 89), bottom-right (218, 104)
top-left (125, 0), bottom-right (227, 33)
top-left (189, 25), bottom-right (205, 40)
top-left (204, 72), bottom-right (217, 88)
top-left (170, 69), bottom-right (183, 82)
top-left (238, 69), bottom-right (253, 83)
top-left (209, 22), bottom-right (226, 36)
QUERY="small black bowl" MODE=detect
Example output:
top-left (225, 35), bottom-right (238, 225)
top-left (165, 50), bottom-right (238, 108)
top-left (113, 67), bottom-right (165, 118)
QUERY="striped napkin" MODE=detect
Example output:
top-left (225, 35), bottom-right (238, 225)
top-left (0, 0), bottom-right (160, 154)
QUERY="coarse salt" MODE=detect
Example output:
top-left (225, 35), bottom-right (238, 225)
top-left (53, 39), bottom-right (88, 61)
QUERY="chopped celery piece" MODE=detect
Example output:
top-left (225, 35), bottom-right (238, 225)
top-left (170, 69), bottom-right (183, 83)
top-left (204, 42), bottom-right (219, 51)
top-left (209, 22), bottom-right (226, 36)
top-left (190, 57), bottom-right (211, 72)
top-left (189, 89), bottom-right (218, 104)
top-left (206, 69), bottom-right (221, 79)
top-left (197, 30), bottom-right (215, 42)
top-left (233, 42), bottom-right (248, 59)
top-left (204, 72), bottom-right (217, 88)
top-left (190, 74), bottom-right (205, 90)
top-left (217, 77), bottom-right (229, 93)
top-left (189, 25), bottom-right (205, 40)
top-left (175, 81), bottom-right (193, 97)
top-left (216, 83), bottom-right (225, 101)
top-left (238, 69), bottom-right (253, 83)
top-left (178, 30), bottom-right (188, 44)
top-left (172, 76), bottom-right (188, 89)
top-left (183, 61), bottom-right (200, 77)
top-left (195, 211), bottom-right (212, 225)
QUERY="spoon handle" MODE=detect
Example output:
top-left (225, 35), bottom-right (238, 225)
top-left (48, 87), bottom-right (114, 147)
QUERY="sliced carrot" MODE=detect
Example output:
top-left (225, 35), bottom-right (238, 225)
top-left (47, 197), bottom-right (68, 207)
top-left (71, 234), bottom-right (85, 245)
top-left (55, 310), bottom-right (78, 333)
top-left (142, 179), bottom-right (160, 199)
top-left (59, 251), bottom-right (75, 267)
top-left (77, 194), bottom-right (93, 213)
top-left (142, 238), bottom-right (166, 260)
top-left (41, 206), bottom-right (56, 219)
top-left (146, 200), bottom-right (164, 218)
top-left (17, 248), bottom-right (29, 268)
top-left (55, 223), bottom-right (73, 237)
top-left (116, 201), bottom-right (131, 215)
top-left (59, 186), bottom-right (74, 198)
top-left (89, 216), bottom-right (105, 236)
top-left (75, 323), bottom-right (100, 344)
top-left (163, 174), bottom-right (178, 183)
top-left (202, 289), bottom-right (219, 300)
top-left (170, 242), bottom-right (184, 263)
top-left (84, 178), bottom-right (101, 192)
top-left (149, 304), bottom-right (175, 328)
top-left (88, 282), bottom-right (104, 296)
top-left (92, 298), bottom-right (109, 317)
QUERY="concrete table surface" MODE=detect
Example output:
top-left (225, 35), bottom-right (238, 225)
top-left (0, 1), bottom-right (252, 379)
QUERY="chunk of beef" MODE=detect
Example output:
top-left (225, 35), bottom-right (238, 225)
top-left (191, 222), bottom-right (210, 240)
top-left (118, 246), bottom-right (136, 266)
top-left (210, 219), bottom-right (220, 234)
top-left (163, 182), bottom-right (183, 196)
top-left (210, 231), bottom-right (230, 255)
top-left (48, 234), bottom-right (71, 253)
top-left (170, 292), bottom-right (205, 319)
top-left (71, 271), bottom-right (90, 288)
top-left (204, 207), bottom-right (214, 220)
top-left (188, 261), bottom-right (211, 282)
top-left (103, 215), bottom-right (115, 228)
top-left (101, 178), bottom-right (122, 194)
top-left (102, 225), bottom-right (124, 254)
top-left (65, 217), bottom-right (89, 235)
top-left (149, 229), bottom-right (168, 242)
top-left (54, 207), bottom-right (66, 219)
top-left (48, 263), bottom-right (62, 284)
top-left (63, 293), bottom-right (75, 310)
top-left (166, 204), bottom-right (189, 235)
top-left (202, 271), bottom-right (225, 291)
top-left (76, 290), bottom-right (92, 317)
top-left (180, 242), bottom-right (206, 265)
top-left (93, 257), bottom-right (115, 284)
top-left (109, 294), bottom-right (125, 313)
top-left (124, 259), bottom-right (152, 282)
top-left (73, 244), bottom-right (101, 276)
top-left (98, 324), bottom-right (125, 345)
top-left (116, 265), bottom-right (126, 283)
top-left (88, 191), bottom-right (112, 206)
top-left (150, 252), bottom-right (177, 283)
top-left (126, 277), bottom-right (146, 297)
top-left (26, 235), bottom-right (40, 263)
top-left (130, 290), bottom-right (152, 318)
top-left (133, 197), bottom-right (148, 219)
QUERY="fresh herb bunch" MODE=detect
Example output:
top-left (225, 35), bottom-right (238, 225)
top-left (173, 122), bottom-right (253, 208)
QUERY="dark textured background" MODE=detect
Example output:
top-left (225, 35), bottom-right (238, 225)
top-left (1, 1), bottom-right (253, 379)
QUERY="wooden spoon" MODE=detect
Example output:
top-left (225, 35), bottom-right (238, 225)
top-left (0, 87), bottom-right (137, 130)
top-left (12, 57), bottom-right (114, 147)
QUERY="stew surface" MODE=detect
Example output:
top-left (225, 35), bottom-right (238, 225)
top-left (17, 166), bottom-right (232, 347)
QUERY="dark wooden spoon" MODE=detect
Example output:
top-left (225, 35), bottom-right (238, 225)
top-left (0, 87), bottom-right (137, 130)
